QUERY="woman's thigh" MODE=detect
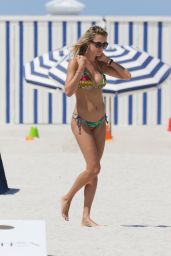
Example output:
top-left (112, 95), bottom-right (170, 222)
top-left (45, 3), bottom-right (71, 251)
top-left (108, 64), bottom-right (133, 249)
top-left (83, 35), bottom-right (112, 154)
top-left (71, 118), bottom-right (100, 169)
top-left (91, 120), bottom-right (106, 160)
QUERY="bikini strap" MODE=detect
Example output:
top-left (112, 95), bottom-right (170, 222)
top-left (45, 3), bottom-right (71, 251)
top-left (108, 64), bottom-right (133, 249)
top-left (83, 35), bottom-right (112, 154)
top-left (72, 113), bottom-right (82, 134)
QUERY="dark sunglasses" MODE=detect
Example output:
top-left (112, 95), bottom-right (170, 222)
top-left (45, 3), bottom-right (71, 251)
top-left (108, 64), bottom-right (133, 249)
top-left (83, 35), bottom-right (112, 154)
top-left (90, 40), bottom-right (108, 49)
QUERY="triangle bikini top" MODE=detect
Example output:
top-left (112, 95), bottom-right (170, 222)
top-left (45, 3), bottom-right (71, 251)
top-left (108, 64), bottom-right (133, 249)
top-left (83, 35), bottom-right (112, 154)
top-left (78, 61), bottom-right (106, 89)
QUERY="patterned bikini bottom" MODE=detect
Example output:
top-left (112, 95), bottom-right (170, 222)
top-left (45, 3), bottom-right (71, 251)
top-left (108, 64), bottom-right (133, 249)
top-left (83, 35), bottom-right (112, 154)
top-left (72, 112), bottom-right (108, 134)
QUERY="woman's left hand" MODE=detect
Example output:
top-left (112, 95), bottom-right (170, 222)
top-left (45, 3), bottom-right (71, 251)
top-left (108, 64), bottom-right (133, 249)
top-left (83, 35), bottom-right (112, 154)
top-left (96, 53), bottom-right (108, 63)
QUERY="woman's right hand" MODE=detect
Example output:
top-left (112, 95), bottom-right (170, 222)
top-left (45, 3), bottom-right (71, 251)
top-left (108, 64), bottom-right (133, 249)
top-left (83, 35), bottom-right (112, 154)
top-left (76, 55), bottom-right (86, 71)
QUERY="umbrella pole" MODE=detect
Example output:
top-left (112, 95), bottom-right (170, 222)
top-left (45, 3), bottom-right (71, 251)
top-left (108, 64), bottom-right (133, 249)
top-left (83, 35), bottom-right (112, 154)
top-left (109, 95), bottom-right (112, 135)
top-left (104, 94), bottom-right (112, 139)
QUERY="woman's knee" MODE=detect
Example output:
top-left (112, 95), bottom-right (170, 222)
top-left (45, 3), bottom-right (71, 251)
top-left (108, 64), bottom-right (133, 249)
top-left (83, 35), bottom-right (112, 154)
top-left (87, 163), bottom-right (101, 177)
top-left (86, 176), bottom-right (98, 185)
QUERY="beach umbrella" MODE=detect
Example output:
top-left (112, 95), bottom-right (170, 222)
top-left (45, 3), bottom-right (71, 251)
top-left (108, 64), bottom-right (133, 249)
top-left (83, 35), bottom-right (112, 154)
top-left (24, 45), bottom-right (171, 94)
top-left (103, 45), bottom-right (171, 94)
top-left (24, 46), bottom-right (69, 90)
top-left (48, 45), bottom-right (171, 94)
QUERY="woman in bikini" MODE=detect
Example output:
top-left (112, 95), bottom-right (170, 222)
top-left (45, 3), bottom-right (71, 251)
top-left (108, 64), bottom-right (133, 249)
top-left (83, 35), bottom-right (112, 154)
top-left (61, 25), bottom-right (131, 227)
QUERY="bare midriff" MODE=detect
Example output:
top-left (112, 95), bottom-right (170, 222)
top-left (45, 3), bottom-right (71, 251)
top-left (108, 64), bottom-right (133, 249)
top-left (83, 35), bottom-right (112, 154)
top-left (73, 88), bottom-right (105, 122)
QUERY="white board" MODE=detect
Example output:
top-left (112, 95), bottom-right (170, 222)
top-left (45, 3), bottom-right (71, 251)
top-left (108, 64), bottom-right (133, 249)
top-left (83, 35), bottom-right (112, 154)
top-left (0, 220), bottom-right (47, 256)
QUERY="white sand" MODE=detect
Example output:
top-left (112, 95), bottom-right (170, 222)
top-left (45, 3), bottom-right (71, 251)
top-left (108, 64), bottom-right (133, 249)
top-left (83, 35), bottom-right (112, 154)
top-left (0, 124), bottom-right (171, 256)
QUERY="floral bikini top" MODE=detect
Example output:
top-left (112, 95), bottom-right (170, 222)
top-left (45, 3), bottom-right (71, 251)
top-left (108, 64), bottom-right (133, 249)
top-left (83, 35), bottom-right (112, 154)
top-left (78, 62), bottom-right (106, 89)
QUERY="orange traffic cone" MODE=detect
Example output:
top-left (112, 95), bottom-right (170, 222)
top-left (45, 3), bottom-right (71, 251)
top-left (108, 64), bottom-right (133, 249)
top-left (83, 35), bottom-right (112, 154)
top-left (25, 135), bottom-right (34, 141)
top-left (105, 124), bottom-right (112, 140)
top-left (167, 118), bottom-right (171, 132)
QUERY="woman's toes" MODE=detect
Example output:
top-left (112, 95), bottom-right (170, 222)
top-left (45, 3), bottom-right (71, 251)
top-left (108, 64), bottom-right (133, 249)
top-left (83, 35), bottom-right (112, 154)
top-left (61, 197), bottom-right (70, 221)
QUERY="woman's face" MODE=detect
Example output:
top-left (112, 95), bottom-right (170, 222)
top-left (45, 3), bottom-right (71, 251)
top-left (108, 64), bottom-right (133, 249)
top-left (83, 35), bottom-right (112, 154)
top-left (88, 34), bottom-right (108, 57)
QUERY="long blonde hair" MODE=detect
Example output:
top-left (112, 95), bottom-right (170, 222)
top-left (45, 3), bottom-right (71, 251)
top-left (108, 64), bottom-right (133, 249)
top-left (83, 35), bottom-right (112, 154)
top-left (72, 25), bottom-right (108, 56)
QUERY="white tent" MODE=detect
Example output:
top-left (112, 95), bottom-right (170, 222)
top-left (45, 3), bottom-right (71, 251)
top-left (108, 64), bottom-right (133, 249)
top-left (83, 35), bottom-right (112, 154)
top-left (45, 0), bottom-right (85, 15)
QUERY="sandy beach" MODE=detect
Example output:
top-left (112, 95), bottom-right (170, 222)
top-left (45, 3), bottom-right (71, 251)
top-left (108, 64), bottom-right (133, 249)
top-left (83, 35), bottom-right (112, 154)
top-left (0, 124), bottom-right (171, 256)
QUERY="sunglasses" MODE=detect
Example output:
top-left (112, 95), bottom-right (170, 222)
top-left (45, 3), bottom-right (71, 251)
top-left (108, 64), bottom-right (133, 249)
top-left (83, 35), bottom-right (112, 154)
top-left (90, 40), bottom-right (108, 49)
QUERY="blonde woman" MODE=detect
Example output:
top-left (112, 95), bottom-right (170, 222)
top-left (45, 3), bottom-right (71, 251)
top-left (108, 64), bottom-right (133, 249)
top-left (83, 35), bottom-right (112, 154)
top-left (61, 26), bottom-right (131, 227)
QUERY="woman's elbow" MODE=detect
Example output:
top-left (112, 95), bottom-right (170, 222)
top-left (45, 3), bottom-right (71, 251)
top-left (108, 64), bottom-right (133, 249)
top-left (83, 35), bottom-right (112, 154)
top-left (64, 85), bottom-right (73, 97)
top-left (122, 70), bottom-right (131, 80)
top-left (64, 87), bottom-right (72, 97)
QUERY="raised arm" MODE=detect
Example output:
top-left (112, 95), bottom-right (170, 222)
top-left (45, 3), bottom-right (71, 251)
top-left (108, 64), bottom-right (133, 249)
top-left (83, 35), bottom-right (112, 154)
top-left (97, 53), bottom-right (131, 80)
top-left (64, 56), bottom-right (86, 97)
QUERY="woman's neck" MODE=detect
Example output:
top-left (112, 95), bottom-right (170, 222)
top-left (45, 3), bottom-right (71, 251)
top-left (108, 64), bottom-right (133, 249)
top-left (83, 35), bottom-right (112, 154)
top-left (85, 51), bottom-right (96, 63)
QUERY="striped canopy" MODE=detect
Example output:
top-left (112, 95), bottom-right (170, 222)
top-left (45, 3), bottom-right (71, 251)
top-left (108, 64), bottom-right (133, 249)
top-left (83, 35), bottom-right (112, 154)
top-left (24, 46), bottom-right (69, 90)
top-left (103, 45), bottom-right (171, 94)
top-left (24, 45), bottom-right (171, 94)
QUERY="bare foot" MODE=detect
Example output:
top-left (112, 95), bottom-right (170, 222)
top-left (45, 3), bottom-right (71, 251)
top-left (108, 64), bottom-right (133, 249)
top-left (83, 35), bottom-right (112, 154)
top-left (61, 196), bottom-right (71, 221)
top-left (81, 218), bottom-right (100, 227)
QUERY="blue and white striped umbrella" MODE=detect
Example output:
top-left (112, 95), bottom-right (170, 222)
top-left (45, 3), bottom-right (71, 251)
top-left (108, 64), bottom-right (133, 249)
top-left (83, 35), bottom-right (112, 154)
top-left (24, 46), bottom-right (69, 90)
top-left (103, 45), bottom-right (171, 94)
top-left (24, 45), bottom-right (171, 94)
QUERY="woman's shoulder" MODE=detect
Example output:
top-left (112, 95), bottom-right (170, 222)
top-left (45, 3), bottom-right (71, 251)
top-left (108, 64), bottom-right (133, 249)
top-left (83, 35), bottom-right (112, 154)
top-left (68, 56), bottom-right (78, 64)
top-left (68, 56), bottom-right (78, 67)
top-left (67, 56), bottom-right (79, 70)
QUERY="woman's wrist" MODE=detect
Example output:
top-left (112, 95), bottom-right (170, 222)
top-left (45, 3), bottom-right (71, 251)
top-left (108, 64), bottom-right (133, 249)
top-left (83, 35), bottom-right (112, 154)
top-left (105, 57), bottom-right (113, 66)
top-left (107, 58), bottom-right (113, 66)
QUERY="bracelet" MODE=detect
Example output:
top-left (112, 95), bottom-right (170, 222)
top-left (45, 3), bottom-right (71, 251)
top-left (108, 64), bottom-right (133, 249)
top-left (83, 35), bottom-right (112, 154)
top-left (107, 58), bottom-right (113, 66)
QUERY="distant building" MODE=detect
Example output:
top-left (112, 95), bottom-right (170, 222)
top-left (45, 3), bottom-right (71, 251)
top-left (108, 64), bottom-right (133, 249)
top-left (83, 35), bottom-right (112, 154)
top-left (45, 0), bottom-right (85, 15)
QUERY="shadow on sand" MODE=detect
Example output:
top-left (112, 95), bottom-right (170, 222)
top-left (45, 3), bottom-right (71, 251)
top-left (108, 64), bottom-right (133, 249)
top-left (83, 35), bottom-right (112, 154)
top-left (1, 188), bottom-right (20, 195)
top-left (121, 224), bottom-right (171, 228)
